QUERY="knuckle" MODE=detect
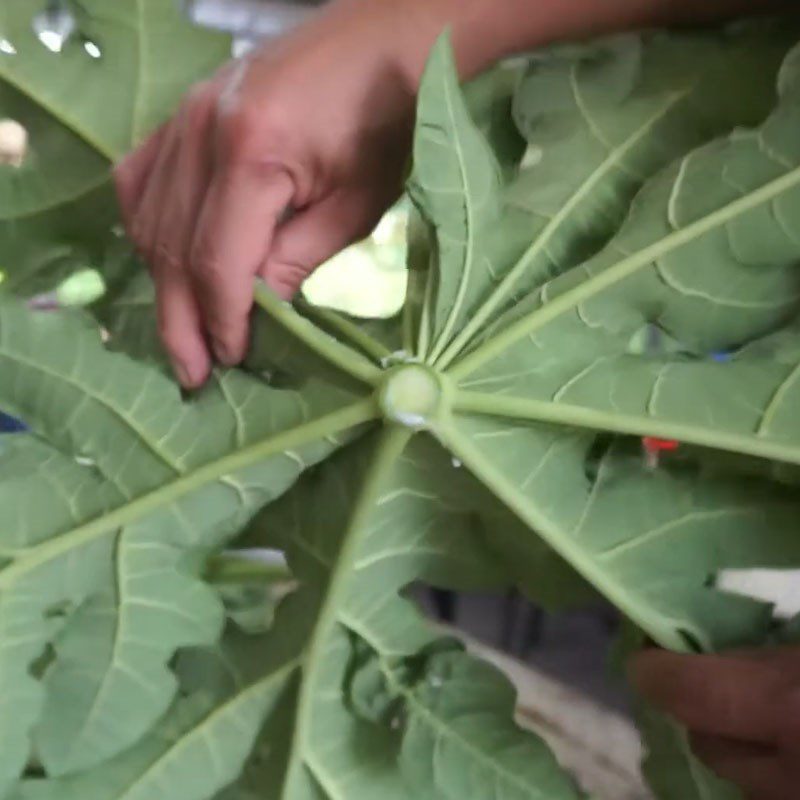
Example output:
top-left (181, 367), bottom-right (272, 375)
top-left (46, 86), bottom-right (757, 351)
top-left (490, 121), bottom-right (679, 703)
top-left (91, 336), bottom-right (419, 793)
top-left (271, 261), bottom-right (311, 298)
top-left (154, 242), bottom-right (182, 273)
top-left (190, 249), bottom-right (226, 289)
top-left (183, 82), bottom-right (216, 125)
top-left (215, 99), bottom-right (288, 167)
top-left (216, 103), bottom-right (262, 162)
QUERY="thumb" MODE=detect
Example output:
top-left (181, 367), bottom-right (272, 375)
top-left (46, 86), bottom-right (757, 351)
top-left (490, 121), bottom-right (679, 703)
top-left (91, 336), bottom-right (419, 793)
top-left (262, 190), bottom-right (384, 299)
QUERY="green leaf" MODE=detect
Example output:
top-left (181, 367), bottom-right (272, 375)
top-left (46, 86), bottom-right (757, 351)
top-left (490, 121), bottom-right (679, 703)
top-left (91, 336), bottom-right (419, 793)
top-left (408, 34), bottom-right (502, 363)
top-left (420, 34), bottom-right (800, 654)
top-left (5, 9), bottom-right (800, 800)
top-left (639, 705), bottom-right (742, 800)
top-left (0, 298), bottom-right (373, 786)
top-left (14, 633), bottom-right (298, 800)
top-left (432, 23), bottom-right (799, 368)
top-left (0, 0), bottom-right (230, 294)
top-left (237, 429), bottom-right (579, 798)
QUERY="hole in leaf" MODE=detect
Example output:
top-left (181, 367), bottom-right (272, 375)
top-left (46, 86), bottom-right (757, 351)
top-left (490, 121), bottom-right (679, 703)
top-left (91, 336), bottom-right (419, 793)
top-left (44, 600), bottom-right (74, 620)
top-left (29, 642), bottom-right (56, 680)
top-left (0, 409), bottom-right (27, 433)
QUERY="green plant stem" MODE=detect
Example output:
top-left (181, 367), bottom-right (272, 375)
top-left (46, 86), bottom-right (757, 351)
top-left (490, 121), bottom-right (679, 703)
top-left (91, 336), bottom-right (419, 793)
top-left (280, 427), bottom-right (412, 798)
top-left (206, 553), bottom-right (293, 586)
top-left (438, 421), bottom-right (691, 651)
top-left (449, 164), bottom-right (800, 381)
top-left (253, 282), bottom-right (382, 386)
top-left (416, 267), bottom-right (436, 360)
top-left (433, 89), bottom-right (691, 371)
top-left (402, 268), bottom-right (423, 355)
top-left (0, 400), bottom-right (378, 589)
top-left (294, 298), bottom-right (392, 363)
top-left (454, 391), bottom-right (800, 464)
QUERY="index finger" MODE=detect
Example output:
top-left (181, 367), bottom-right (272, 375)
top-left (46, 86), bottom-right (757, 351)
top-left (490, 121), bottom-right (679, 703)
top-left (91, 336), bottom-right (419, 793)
top-left (113, 125), bottom-right (168, 227)
top-left (630, 650), bottom-right (791, 744)
top-left (189, 162), bottom-right (294, 366)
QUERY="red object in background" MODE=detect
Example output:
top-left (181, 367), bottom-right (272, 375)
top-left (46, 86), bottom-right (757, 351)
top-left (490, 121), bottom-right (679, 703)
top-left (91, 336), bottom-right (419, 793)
top-left (642, 436), bottom-right (679, 469)
top-left (643, 437), bottom-right (679, 452)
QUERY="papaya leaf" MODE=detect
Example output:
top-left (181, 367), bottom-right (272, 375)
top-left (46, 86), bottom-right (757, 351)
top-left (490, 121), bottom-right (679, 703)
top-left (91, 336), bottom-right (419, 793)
top-left (3, 7), bottom-right (800, 800)
top-left (0, 0), bottom-right (229, 294)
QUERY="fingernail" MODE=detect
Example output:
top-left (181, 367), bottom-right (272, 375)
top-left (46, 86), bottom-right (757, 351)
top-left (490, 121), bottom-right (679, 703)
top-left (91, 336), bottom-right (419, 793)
top-left (212, 337), bottom-right (233, 365)
top-left (173, 360), bottom-right (195, 388)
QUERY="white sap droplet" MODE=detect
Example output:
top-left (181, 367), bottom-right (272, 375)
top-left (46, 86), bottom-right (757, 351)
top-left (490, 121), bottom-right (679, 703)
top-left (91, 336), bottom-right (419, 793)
top-left (0, 119), bottom-right (28, 168)
top-left (451, 458), bottom-right (462, 469)
top-left (84, 40), bottom-right (102, 59)
top-left (0, 39), bottom-right (17, 55)
top-left (74, 455), bottom-right (96, 468)
top-left (390, 716), bottom-right (402, 731)
top-left (429, 675), bottom-right (444, 689)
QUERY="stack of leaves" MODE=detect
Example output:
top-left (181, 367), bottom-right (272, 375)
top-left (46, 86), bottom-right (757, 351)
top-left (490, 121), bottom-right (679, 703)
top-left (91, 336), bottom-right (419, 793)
top-left (1, 2), bottom-right (800, 798)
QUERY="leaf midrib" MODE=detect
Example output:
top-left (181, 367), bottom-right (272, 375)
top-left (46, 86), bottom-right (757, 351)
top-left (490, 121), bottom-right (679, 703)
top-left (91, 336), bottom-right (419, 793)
top-left (116, 659), bottom-right (300, 800)
top-left (0, 344), bottom-right (182, 474)
top-left (434, 86), bottom-right (693, 370)
top-left (253, 284), bottom-right (382, 386)
top-left (379, 657), bottom-right (555, 800)
top-left (438, 421), bottom-right (691, 651)
top-left (454, 391), bottom-right (800, 465)
top-left (0, 401), bottom-right (377, 590)
top-left (450, 163), bottom-right (800, 380)
top-left (279, 428), bottom-right (411, 799)
top-left (0, 66), bottom-right (115, 163)
top-left (425, 64), bottom-right (481, 365)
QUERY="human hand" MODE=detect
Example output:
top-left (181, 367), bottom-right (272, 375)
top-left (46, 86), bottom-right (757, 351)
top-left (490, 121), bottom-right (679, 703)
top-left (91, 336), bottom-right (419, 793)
top-left (115, 0), bottom-right (449, 388)
top-left (631, 648), bottom-right (800, 800)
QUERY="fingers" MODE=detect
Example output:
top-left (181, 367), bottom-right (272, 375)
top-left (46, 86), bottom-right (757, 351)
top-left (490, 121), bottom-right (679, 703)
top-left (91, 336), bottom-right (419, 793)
top-left (630, 650), bottom-right (789, 743)
top-left (262, 189), bottom-right (382, 299)
top-left (150, 87), bottom-right (218, 386)
top-left (691, 733), bottom-right (791, 800)
top-left (156, 270), bottom-right (210, 388)
top-left (189, 157), bottom-right (294, 366)
top-left (114, 125), bottom-right (167, 226)
top-left (130, 121), bottom-right (183, 265)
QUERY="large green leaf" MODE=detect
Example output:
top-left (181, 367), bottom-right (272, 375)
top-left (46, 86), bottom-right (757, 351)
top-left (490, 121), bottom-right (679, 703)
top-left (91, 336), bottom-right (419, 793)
top-left (0, 0), bottom-right (229, 293)
top-left (408, 36), bottom-right (502, 362)
top-left (14, 627), bottom-right (298, 800)
top-left (4, 7), bottom-right (800, 800)
top-left (0, 299), bottom-right (373, 788)
top-left (426, 22), bottom-right (798, 368)
top-left (230, 430), bottom-right (581, 799)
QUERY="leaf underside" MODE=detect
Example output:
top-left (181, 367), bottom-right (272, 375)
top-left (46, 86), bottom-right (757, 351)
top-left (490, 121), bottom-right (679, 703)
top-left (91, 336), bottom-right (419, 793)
top-left (2, 7), bottom-right (800, 800)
